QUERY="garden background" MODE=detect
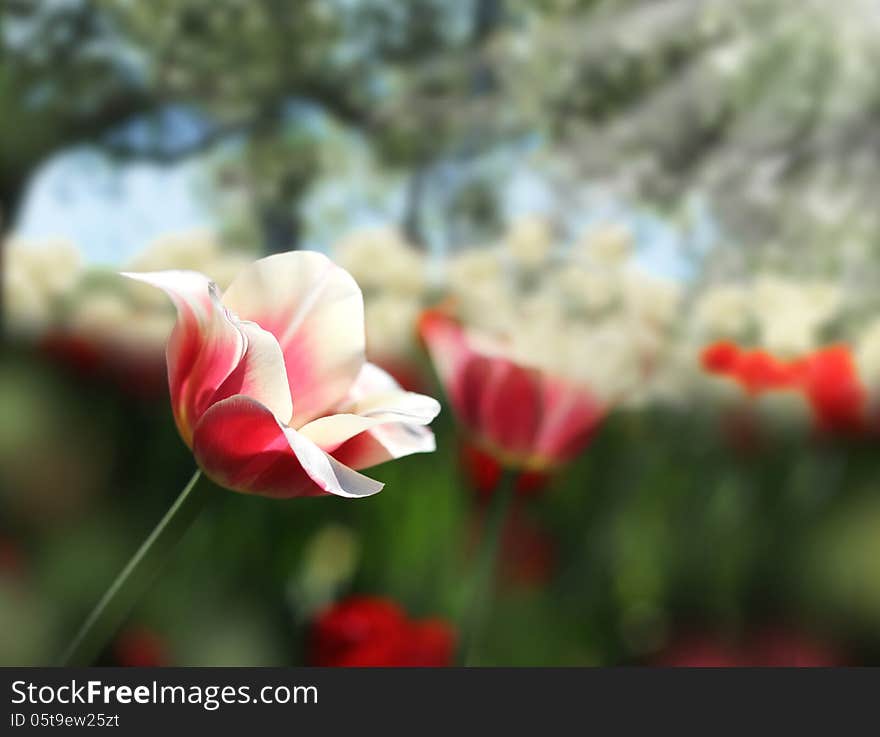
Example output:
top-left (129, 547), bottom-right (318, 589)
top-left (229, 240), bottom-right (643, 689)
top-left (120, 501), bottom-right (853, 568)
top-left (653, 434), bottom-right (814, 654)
top-left (4, 0), bottom-right (880, 666)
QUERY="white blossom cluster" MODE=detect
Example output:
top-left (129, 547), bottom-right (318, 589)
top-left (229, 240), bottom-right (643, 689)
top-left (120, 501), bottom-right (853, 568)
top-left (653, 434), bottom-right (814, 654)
top-left (444, 217), bottom-right (682, 406)
top-left (4, 231), bottom-right (255, 361)
top-left (332, 226), bottom-right (430, 369)
top-left (10, 216), bottom-right (880, 428)
top-left (494, 0), bottom-right (880, 275)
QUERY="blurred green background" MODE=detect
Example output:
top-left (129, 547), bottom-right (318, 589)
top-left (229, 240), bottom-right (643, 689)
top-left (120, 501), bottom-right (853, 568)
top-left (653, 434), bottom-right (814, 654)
top-left (4, 0), bottom-right (880, 666)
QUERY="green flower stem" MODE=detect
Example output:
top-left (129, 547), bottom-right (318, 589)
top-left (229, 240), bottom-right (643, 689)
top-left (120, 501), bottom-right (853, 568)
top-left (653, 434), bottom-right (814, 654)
top-left (458, 468), bottom-right (518, 666)
top-left (60, 469), bottom-right (216, 666)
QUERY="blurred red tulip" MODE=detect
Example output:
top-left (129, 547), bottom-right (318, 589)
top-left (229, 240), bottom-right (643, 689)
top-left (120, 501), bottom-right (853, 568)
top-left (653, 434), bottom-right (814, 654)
top-left (701, 341), bottom-right (803, 395)
top-left (310, 596), bottom-right (455, 667)
top-left (701, 341), bottom-right (868, 435)
top-left (124, 252), bottom-right (440, 499)
top-left (420, 308), bottom-right (604, 472)
top-left (700, 340), bottom-right (740, 374)
top-left (801, 346), bottom-right (867, 434)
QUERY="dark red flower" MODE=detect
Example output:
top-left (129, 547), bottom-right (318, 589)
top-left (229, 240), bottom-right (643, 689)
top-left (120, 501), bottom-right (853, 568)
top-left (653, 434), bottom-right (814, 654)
top-left (310, 596), bottom-right (455, 667)
top-left (397, 620), bottom-right (456, 667)
top-left (113, 627), bottom-right (169, 667)
top-left (39, 332), bottom-right (104, 377)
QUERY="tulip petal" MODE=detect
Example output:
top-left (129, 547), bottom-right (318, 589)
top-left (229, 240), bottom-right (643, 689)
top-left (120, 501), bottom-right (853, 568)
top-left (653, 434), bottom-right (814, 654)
top-left (299, 363), bottom-right (440, 468)
top-left (221, 251), bottom-right (365, 426)
top-left (210, 320), bottom-right (293, 425)
top-left (330, 422), bottom-right (437, 470)
top-left (420, 310), bottom-right (493, 428)
top-left (192, 395), bottom-right (384, 498)
top-left (342, 359), bottom-right (401, 396)
top-left (456, 355), bottom-right (494, 429)
top-left (534, 377), bottom-right (604, 462)
top-left (419, 309), bottom-right (469, 393)
top-left (479, 360), bottom-right (542, 456)
top-left (342, 362), bottom-right (441, 422)
top-left (122, 270), bottom-right (245, 444)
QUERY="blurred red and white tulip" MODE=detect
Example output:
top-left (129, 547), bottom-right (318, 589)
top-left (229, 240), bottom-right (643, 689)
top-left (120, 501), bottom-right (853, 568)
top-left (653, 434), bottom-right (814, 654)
top-left (125, 250), bottom-right (440, 499)
top-left (426, 219), bottom-right (684, 473)
top-left (420, 308), bottom-right (604, 471)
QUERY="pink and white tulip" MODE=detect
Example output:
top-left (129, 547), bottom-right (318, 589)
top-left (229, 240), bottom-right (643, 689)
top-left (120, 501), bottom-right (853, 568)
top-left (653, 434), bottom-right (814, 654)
top-left (419, 308), bottom-right (604, 471)
top-left (124, 251), bottom-right (440, 499)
